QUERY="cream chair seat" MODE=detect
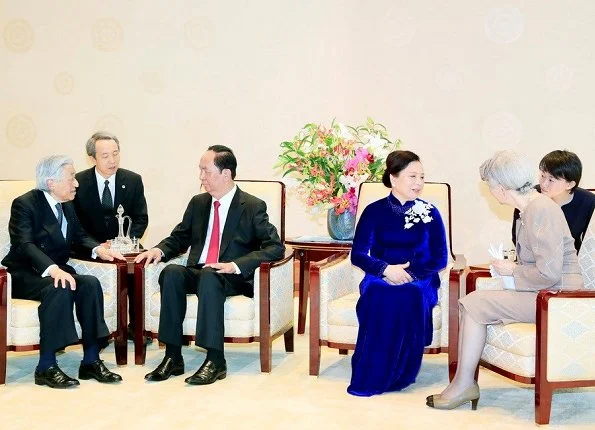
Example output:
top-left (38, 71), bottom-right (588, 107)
top-left (136, 180), bottom-right (294, 372)
top-left (460, 212), bottom-right (595, 425)
top-left (0, 180), bottom-right (124, 384)
top-left (309, 182), bottom-right (465, 376)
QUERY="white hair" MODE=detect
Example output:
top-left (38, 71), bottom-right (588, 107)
top-left (479, 150), bottom-right (535, 194)
top-left (36, 155), bottom-right (74, 191)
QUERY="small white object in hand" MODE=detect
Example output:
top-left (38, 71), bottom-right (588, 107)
top-left (488, 242), bottom-right (516, 290)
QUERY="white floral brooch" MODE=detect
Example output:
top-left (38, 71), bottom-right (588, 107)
top-left (404, 200), bottom-right (434, 229)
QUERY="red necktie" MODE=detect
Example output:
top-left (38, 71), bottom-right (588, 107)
top-left (205, 200), bottom-right (221, 264)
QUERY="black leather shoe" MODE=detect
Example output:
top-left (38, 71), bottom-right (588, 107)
top-left (185, 359), bottom-right (227, 385)
top-left (145, 356), bottom-right (185, 381)
top-left (79, 360), bottom-right (123, 383)
top-left (35, 365), bottom-right (80, 389)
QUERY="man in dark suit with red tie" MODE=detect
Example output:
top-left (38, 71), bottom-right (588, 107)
top-left (73, 132), bottom-right (148, 337)
top-left (135, 145), bottom-right (284, 385)
top-left (1, 155), bottom-right (124, 388)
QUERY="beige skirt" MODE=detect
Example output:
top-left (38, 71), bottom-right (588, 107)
top-left (459, 290), bottom-right (538, 325)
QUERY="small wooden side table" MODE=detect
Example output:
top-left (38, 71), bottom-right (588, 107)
top-left (285, 237), bottom-right (352, 335)
top-left (121, 253), bottom-right (146, 365)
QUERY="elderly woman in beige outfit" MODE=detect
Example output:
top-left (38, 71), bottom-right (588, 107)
top-left (426, 150), bottom-right (583, 410)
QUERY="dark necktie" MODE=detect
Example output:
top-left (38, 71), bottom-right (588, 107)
top-left (55, 202), bottom-right (64, 228)
top-left (205, 201), bottom-right (221, 264)
top-left (101, 179), bottom-right (113, 210)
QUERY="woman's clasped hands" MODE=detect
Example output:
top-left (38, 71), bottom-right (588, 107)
top-left (383, 262), bottom-right (413, 285)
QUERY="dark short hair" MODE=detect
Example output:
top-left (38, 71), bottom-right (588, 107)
top-left (382, 150), bottom-right (421, 188)
top-left (207, 145), bottom-right (237, 179)
top-left (539, 150), bottom-right (582, 193)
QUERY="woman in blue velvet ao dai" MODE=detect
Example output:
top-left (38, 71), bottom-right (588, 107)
top-left (348, 150), bottom-right (448, 396)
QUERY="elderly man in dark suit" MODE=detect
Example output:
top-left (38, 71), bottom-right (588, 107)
top-left (135, 145), bottom-right (284, 385)
top-left (73, 131), bottom-right (148, 338)
top-left (1, 155), bottom-right (125, 388)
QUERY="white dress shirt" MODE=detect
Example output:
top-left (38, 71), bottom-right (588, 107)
top-left (43, 191), bottom-right (67, 238)
top-left (198, 185), bottom-right (241, 274)
top-left (41, 192), bottom-right (99, 277)
top-left (95, 169), bottom-right (116, 202)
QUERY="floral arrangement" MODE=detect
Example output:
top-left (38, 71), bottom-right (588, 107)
top-left (277, 118), bottom-right (401, 215)
top-left (404, 201), bottom-right (434, 229)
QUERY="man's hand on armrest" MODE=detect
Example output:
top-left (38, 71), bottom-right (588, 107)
top-left (134, 247), bottom-right (163, 267)
top-left (96, 246), bottom-right (126, 262)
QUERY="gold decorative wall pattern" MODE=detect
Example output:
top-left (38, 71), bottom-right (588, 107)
top-left (184, 18), bottom-right (215, 51)
top-left (3, 19), bottom-right (34, 53)
top-left (6, 114), bottom-right (36, 148)
top-left (92, 18), bottom-right (123, 51)
top-left (53, 72), bottom-right (75, 95)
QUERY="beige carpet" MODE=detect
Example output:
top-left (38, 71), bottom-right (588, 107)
top-left (2, 305), bottom-right (595, 429)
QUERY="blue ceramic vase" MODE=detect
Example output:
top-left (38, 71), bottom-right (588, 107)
top-left (327, 208), bottom-right (356, 240)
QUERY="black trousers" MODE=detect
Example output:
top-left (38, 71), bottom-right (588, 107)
top-left (157, 264), bottom-right (252, 352)
top-left (9, 264), bottom-right (110, 354)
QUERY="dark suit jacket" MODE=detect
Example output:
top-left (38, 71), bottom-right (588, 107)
top-left (156, 187), bottom-right (284, 280)
top-left (73, 167), bottom-right (148, 243)
top-left (1, 189), bottom-right (99, 276)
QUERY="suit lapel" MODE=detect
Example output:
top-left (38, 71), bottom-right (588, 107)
top-left (81, 168), bottom-right (103, 212)
top-left (195, 194), bottom-right (211, 250)
top-left (63, 202), bottom-right (77, 243)
top-left (219, 188), bottom-right (245, 257)
top-left (37, 191), bottom-right (66, 244)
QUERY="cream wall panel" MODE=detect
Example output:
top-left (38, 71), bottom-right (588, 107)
top-left (1, 1), bottom-right (594, 262)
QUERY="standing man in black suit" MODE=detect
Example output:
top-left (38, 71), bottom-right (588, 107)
top-left (73, 131), bottom-right (148, 337)
top-left (135, 145), bottom-right (284, 385)
top-left (1, 155), bottom-right (125, 388)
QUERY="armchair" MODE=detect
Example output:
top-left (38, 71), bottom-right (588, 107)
top-left (0, 180), bottom-right (127, 385)
top-left (309, 182), bottom-right (465, 376)
top-left (135, 180), bottom-right (294, 372)
top-left (458, 214), bottom-right (595, 424)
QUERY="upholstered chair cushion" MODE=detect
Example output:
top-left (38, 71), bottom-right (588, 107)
top-left (321, 261), bottom-right (453, 348)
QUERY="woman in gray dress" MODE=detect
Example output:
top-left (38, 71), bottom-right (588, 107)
top-left (426, 150), bottom-right (583, 411)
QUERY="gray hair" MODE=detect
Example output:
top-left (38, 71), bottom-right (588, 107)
top-left (86, 131), bottom-right (120, 157)
top-left (36, 155), bottom-right (74, 191)
top-left (479, 150), bottom-right (535, 194)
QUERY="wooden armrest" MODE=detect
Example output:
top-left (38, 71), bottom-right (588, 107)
top-left (537, 288), bottom-right (595, 309)
top-left (259, 251), bottom-right (294, 271)
top-left (310, 251), bottom-right (350, 272)
top-left (0, 266), bottom-right (7, 309)
top-left (465, 270), bottom-right (492, 295)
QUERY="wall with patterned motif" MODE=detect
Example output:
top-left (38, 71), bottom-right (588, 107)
top-left (2, 1), bottom-right (594, 264)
